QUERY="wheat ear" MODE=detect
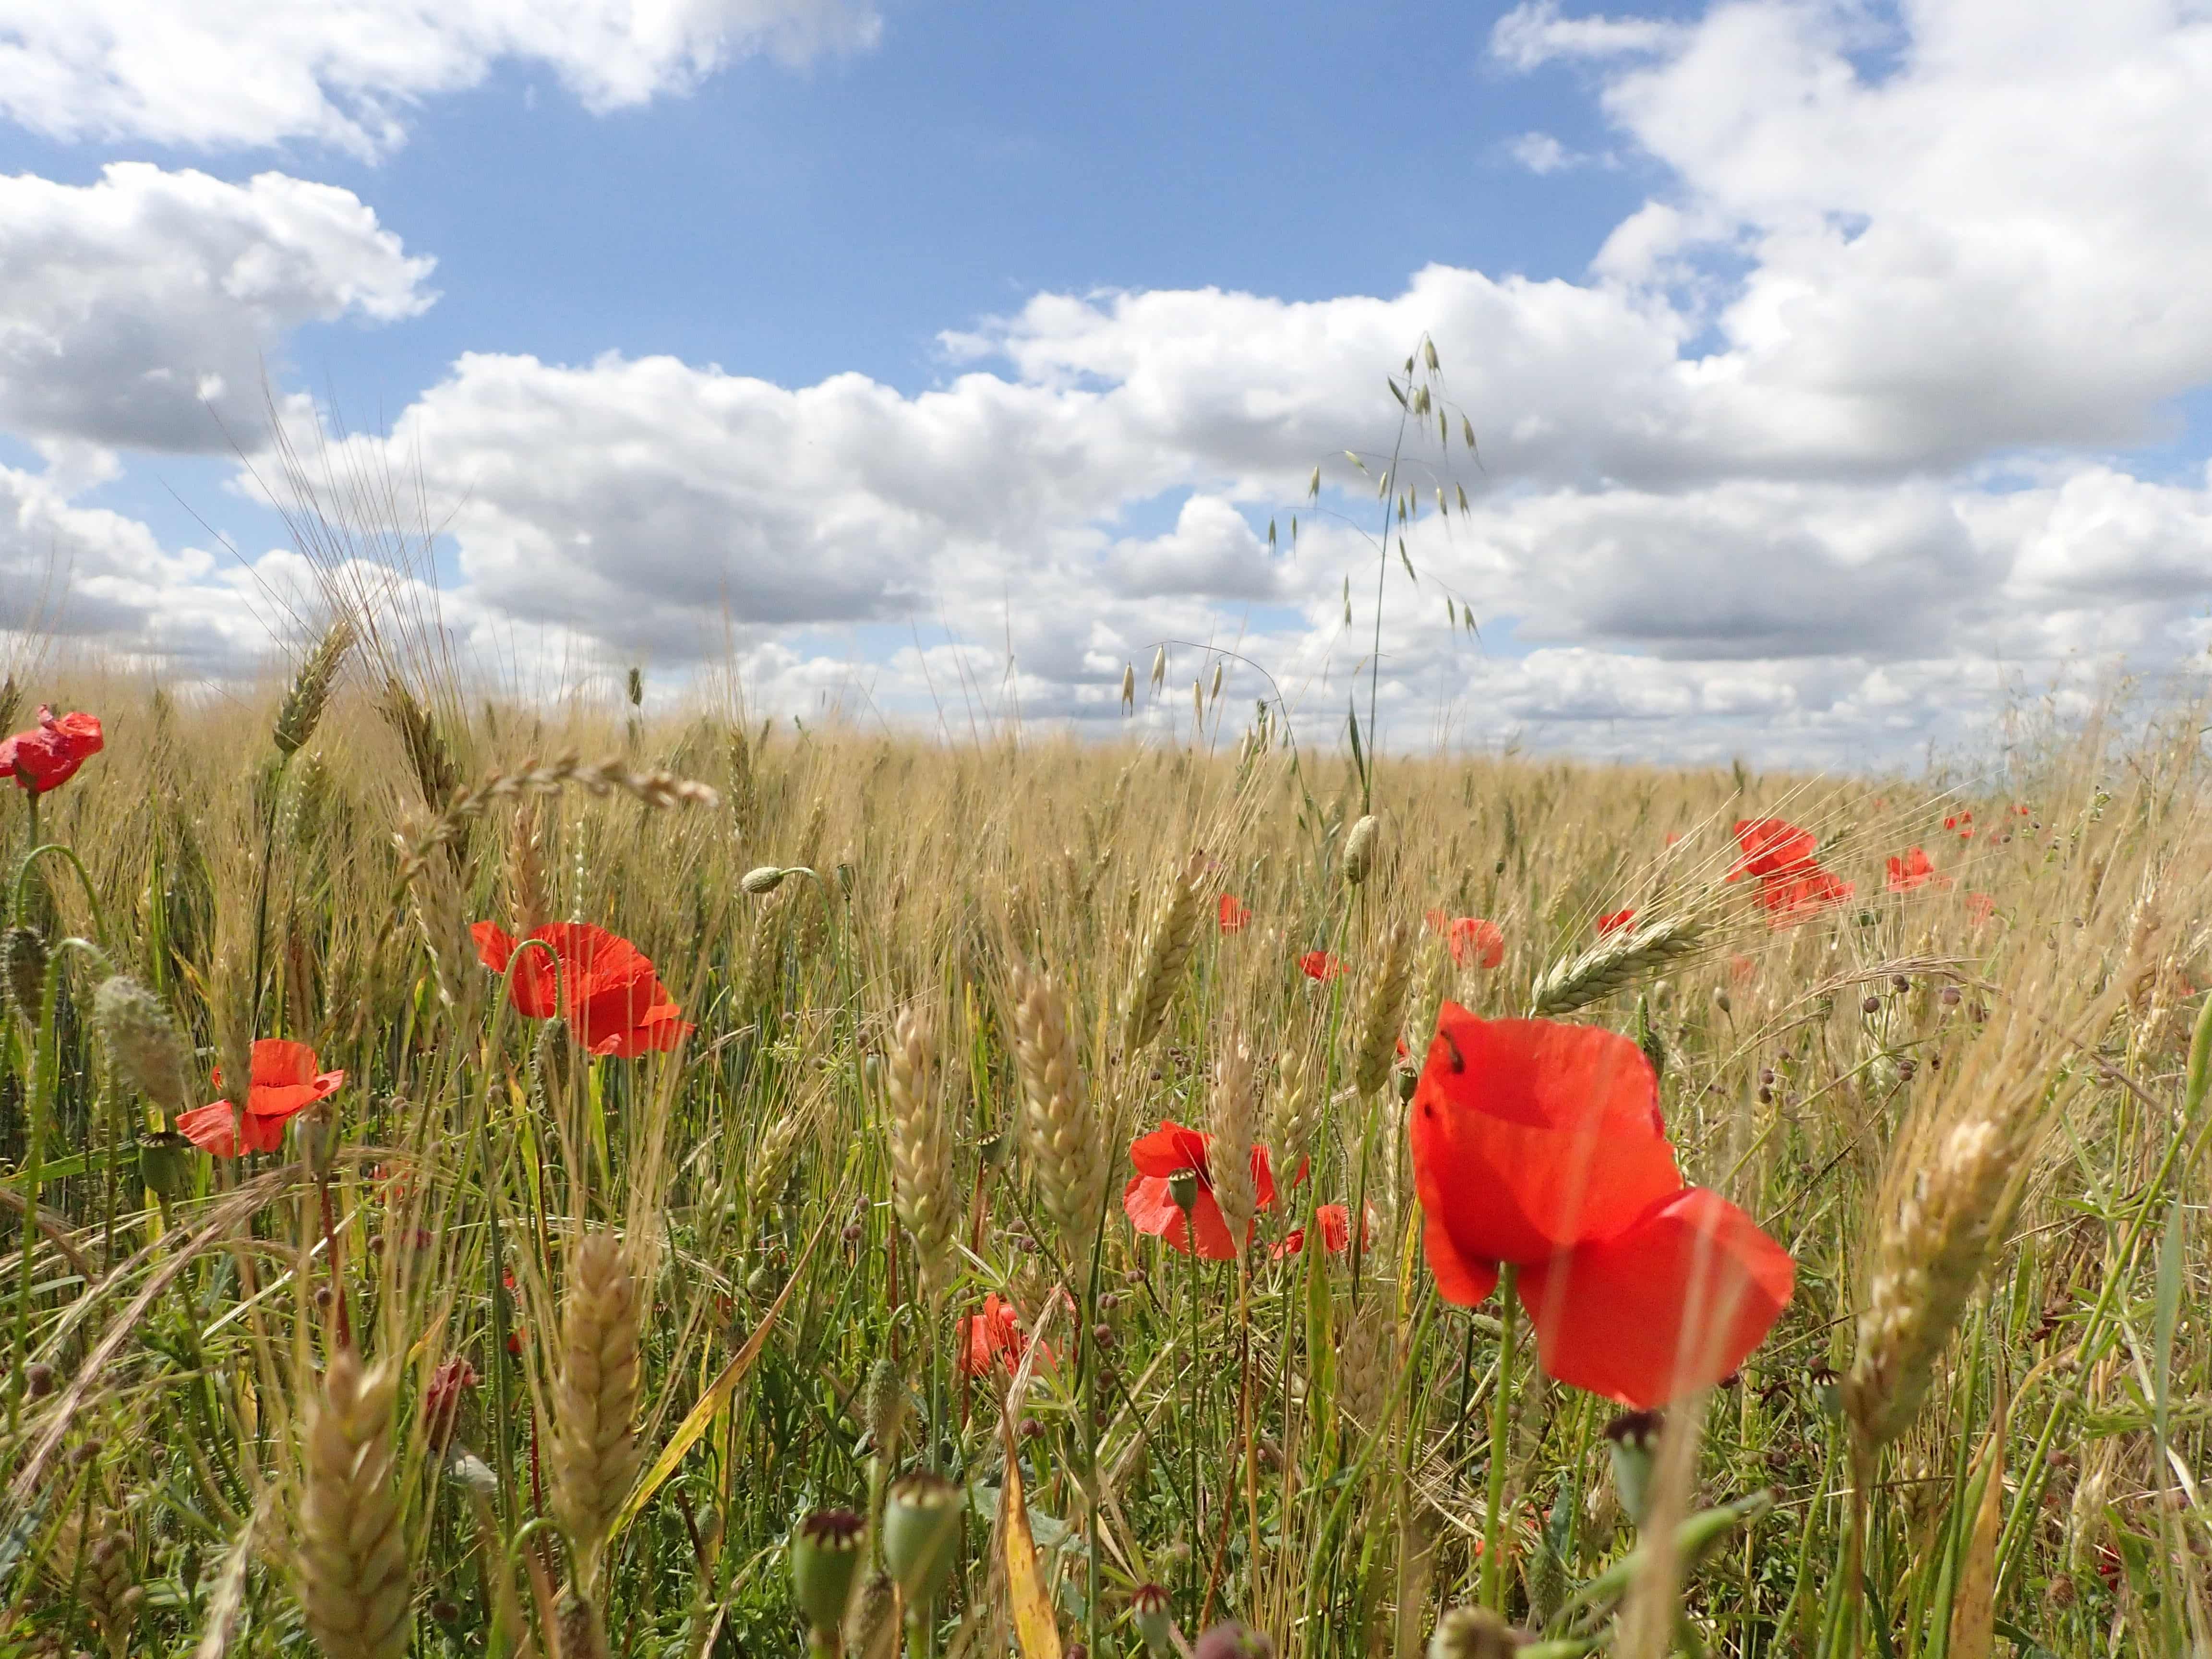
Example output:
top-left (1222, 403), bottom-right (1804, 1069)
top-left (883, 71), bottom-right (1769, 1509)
top-left (1207, 1036), bottom-right (1260, 1248)
top-left (297, 1349), bottom-right (411, 1659)
top-left (886, 1006), bottom-right (958, 1299)
top-left (1351, 919), bottom-right (1414, 1099)
top-left (273, 618), bottom-right (356, 757)
top-left (1528, 916), bottom-right (1703, 1017)
top-left (551, 1231), bottom-right (645, 1597)
top-left (1121, 851), bottom-right (1205, 1053)
top-left (1010, 962), bottom-right (1106, 1245)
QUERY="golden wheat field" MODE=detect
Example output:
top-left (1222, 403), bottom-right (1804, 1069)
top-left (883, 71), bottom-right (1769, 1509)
top-left (0, 642), bottom-right (2207, 1659)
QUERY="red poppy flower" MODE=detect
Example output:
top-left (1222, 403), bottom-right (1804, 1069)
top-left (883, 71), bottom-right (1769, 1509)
top-left (1299, 950), bottom-right (1346, 981)
top-left (1965, 892), bottom-right (1996, 926)
top-left (1728, 818), bottom-right (1820, 882)
top-left (1440, 917), bottom-right (1506, 970)
top-left (1271, 1202), bottom-right (1367, 1261)
top-left (956, 1293), bottom-right (1054, 1377)
top-left (1664, 830), bottom-right (1683, 848)
top-left (1598, 908), bottom-right (1636, 936)
top-left (1124, 1121), bottom-right (1279, 1259)
top-left (1409, 1005), bottom-right (1793, 1407)
top-left (1757, 867), bottom-right (1855, 927)
top-left (176, 1039), bottom-right (345, 1157)
top-left (1884, 846), bottom-right (1950, 893)
top-left (1727, 953), bottom-right (1759, 985)
top-left (423, 1356), bottom-right (478, 1438)
top-left (471, 921), bottom-right (692, 1057)
top-left (0, 706), bottom-right (103, 794)
top-left (1218, 893), bottom-right (1251, 933)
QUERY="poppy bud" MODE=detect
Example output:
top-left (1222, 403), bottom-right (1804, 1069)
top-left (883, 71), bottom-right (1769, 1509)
top-left (742, 865), bottom-right (790, 894)
top-left (790, 1509), bottom-right (867, 1637)
top-left (296, 1099), bottom-right (339, 1182)
top-left (1342, 815), bottom-right (1379, 886)
top-left (1167, 1168), bottom-right (1200, 1216)
top-left (1131, 1583), bottom-right (1175, 1657)
top-left (882, 1473), bottom-right (962, 1614)
top-left (1603, 1408), bottom-right (1665, 1527)
top-left (136, 1130), bottom-right (197, 1202)
top-left (1194, 1622), bottom-right (1274, 1659)
top-left (93, 976), bottom-right (192, 1116)
top-left (2, 925), bottom-right (47, 1021)
top-left (862, 1357), bottom-right (910, 1467)
top-left (1426, 1606), bottom-right (1517, 1659)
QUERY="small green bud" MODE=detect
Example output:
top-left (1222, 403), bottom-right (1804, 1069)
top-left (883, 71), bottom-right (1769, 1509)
top-left (881, 1473), bottom-right (961, 1615)
top-left (1603, 1408), bottom-right (1664, 1527)
top-left (137, 1131), bottom-right (197, 1201)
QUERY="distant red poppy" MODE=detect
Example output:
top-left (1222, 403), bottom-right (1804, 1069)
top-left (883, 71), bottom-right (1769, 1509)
top-left (1299, 950), bottom-right (1346, 981)
top-left (423, 1356), bottom-right (478, 1438)
top-left (1727, 953), bottom-right (1759, 985)
top-left (1965, 892), bottom-right (1996, 926)
top-left (1271, 1202), bottom-right (1367, 1261)
top-left (0, 706), bottom-right (103, 794)
top-left (176, 1039), bottom-right (345, 1157)
top-left (1598, 908), bottom-right (1636, 936)
top-left (956, 1293), bottom-right (1054, 1377)
top-left (1427, 915), bottom-right (1505, 969)
top-left (1664, 830), bottom-right (1683, 848)
top-left (471, 921), bottom-right (692, 1057)
top-left (1757, 867), bottom-right (1855, 927)
top-left (1218, 894), bottom-right (1251, 933)
top-left (1728, 818), bottom-right (1820, 882)
top-left (1124, 1121), bottom-right (1279, 1259)
top-left (1409, 1006), bottom-right (1793, 1408)
top-left (1884, 846), bottom-right (1950, 893)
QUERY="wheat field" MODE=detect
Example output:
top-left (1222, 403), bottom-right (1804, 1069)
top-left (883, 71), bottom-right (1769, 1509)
top-left (0, 640), bottom-right (2207, 1659)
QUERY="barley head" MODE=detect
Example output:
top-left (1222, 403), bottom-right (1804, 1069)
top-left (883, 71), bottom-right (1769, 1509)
top-left (273, 618), bottom-right (356, 757)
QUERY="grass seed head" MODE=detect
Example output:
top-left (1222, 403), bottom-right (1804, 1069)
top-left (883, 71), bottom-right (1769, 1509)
top-left (551, 1231), bottom-right (645, 1596)
top-left (297, 1349), bottom-right (411, 1659)
top-left (273, 618), bottom-right (356, 758)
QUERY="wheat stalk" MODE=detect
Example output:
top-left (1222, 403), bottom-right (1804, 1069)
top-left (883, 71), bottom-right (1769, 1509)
top-left (1010, 961), bottom-right (1106, 1245)
top-left (1528, 916), bottom-right (1704, 1017)
top-left (885, 1006), bottom-right (958, 1299)
top-left (297, 1349), bottom-right (411, 1659)
top-left (551, 1231), bottom-right (646, 1598)
top-left (1121, 851), bottom-right (1204, 1053)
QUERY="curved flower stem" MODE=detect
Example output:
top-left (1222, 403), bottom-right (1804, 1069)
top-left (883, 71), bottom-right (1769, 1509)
top-left (1482, 1263), bottom-right (1519, 1611)
top-left (11, 841), bottom-right (112, 948)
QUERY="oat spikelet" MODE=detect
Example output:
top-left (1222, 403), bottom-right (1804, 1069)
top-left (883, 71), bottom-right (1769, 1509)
top-left (1351, 919), bottom-right (1414, 1099)
top-left (1121, 851), bottom-right (1205, 1053)
top-left (1010, 962), bottom-right (1106, 1244)
top-left (1207, 1036), bottom-right (1260, 1249)
top-left (1528, 916), bottom-right (1703, 1017)
top-left (551, 1231), bottom-right (645, 1596)
top-left (297, 1349), bottom-right (411, 1659)
top-left (273, 618), bottom-right (355, 757)
top-left (886, 1006), bottom-right (958, 1298)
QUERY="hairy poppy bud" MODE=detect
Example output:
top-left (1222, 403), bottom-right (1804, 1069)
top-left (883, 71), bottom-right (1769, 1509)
top-left (790, 1509), bottom-right (867, 1637)
top-left (1604, 1408), bottom-right (1665, 1527)
top-left (1131, 1584), bottom-right (1175, 1658)
top-left (881, 1473), bottom-right (962, 1615)
top-left (93, 975), bottom-right (192, 1116)
top-left (1426, 1606), bottom-right (1517, 1659)
top-left (136, 1130), bottom-right (197, 1202)
top-left (1342, 815), bottom-right (1379, 886)
top-left (742, 865), bottom-right (789, 894)
top-left (1194, 1623), bottom-right (1274, 1659)
top-left (862, 1357), bottom-right (910, 1466)
top-left (2, 926), bottom-right (47, 1021)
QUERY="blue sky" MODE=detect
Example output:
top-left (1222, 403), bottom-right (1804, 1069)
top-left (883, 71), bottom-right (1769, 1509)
top-left (0, 0), bottom-right (2207, 763)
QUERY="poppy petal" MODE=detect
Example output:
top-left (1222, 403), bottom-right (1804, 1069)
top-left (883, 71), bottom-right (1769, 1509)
top-left (248, 1039), bottom-right (321, 1090)
top-left (1130, 1122), bottom-right (1212, 1179)
top-left (177, 1099), bottom-right (290, 1157)
top-left (470, 921), bottom-right (516, 973)
top-left (1517, 1187), bottom-right (1794, 1408)
top-left (1420, 1203), bottom-right (1502, 1307)
top-left (1409, 1006), bottom-right (1681, 1270)
top-left (1124, 1174), bottom-right (1185, 1238)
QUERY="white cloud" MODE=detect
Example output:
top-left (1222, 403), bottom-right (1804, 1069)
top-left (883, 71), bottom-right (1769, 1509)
top-left (0, 0), bottom-right (883, 156)
top-left (1506, 132), bottom-right (1577, 174)
top-left (0, 163), bottom-right (434, 456)
top-left (1491, 0), bottom-right (1688, 72)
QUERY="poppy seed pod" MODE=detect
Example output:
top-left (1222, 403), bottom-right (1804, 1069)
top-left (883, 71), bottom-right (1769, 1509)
top-left (1342, 815), bottom-right (1379, 885)
top-left (881, 1473), bottom-right (962, 1614)
top-left (1604, 1408), bottom-right (1665, 1527)
top-left (1426, 1606), bottom-right (1517, 1659)
top-left (1131, 1584), bottom-right (1175, 1658)
top-left (2, 925), bottom-right (47, 1020)
top-left (790, 1509), bottom-right (867, 1637)
top-left (1166, 1167), bottom-right (1201, 1217)
top-left (136, 1130), bottom-right (197, 1201)
top-left (742, 865), bottom-right (790, 894)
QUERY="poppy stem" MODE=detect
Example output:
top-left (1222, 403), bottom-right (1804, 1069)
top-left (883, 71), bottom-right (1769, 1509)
top-left (1481, 1262), bottom-right (1519, 1612)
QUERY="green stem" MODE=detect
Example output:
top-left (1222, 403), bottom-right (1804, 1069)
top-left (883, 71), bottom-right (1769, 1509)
top-left (1483, 1264), bottom-right (1519, 1611)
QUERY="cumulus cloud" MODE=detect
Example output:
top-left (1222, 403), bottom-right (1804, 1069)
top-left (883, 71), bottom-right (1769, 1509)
top-left (0, 164), bottom-right (434, 455)
top-left (0, 0), bottom-right (883, 156)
